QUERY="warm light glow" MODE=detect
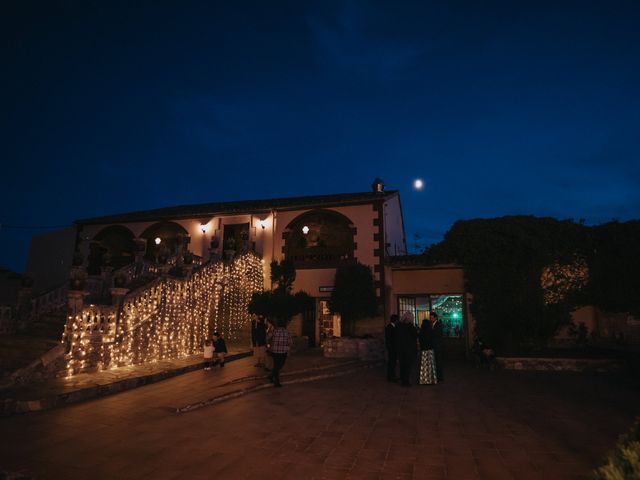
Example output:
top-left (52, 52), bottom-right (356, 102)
top-left (63, 253), bottom-right (264, 376)
top-left (258, 219), bottom-right (267, 230)
top-left (302, 225), bottom-right (310, 235)
top-left (200, 223), bottom-right (211, 233)
top-left (154, 237), bottom-right (162, 245)
top-left (413, 179), bottom-right (424, 190)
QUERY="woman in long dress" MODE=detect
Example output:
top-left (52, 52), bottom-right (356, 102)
top-left (418, 319), bottom-right (438, 385)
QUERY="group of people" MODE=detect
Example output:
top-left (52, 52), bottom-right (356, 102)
top-left (203, 313), bottom-right (292, 387)
top-left (385, 311), bottom-right (444, 386)
top-left (203, 331), bottom-right (228, 370)
top-left (251, 313), bottom-right (293, 387)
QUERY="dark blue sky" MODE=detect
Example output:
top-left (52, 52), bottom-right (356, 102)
top-left (2, 0), bottom-right (639, 272)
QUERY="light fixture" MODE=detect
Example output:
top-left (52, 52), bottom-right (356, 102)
top-left (258, 219), bottom-right (267, 230)
top-left (302, 225), bottom-right (309, 235)
top-left (200, 223), bottom-right (210, 233)
top-left (154, 237), bottom-right (162, 245)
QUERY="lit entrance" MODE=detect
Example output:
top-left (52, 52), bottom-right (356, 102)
top-left (398, 294), bottom-right (465, 337)
top-left (317, 299), bottom-right (340, 346)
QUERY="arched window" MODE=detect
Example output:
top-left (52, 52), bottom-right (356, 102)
top-left (284, 210), bottom-right (355, 269)
top-left (141, 222), bottom-right (189, 263)
top-left (91, 225), bottom-right (135, 271)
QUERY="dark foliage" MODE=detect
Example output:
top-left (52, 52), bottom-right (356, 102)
top-left (590, 221), bottom-right (640, 316)
top-left (424, 216), bottom-right (640, 352)
top-left (248, 260), bottom-right (313, 326)
top-left (329, 263), bottom-right (378, 336)
top-left (593, 416), bottom-right (640, 479)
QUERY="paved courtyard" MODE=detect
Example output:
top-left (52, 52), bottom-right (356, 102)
top-left (0, 354), bottom-right (637, 480)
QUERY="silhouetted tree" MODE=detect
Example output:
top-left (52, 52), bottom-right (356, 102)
top-left (329, 263), bottom-right (378, 336)
top-left (248, 260), bottom-right (313, 326)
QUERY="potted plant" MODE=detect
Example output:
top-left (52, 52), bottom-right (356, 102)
top-left (133, 238), bottom-right (146, 253)
top-left (69, 269), bottom-right (87, 291)
top-left (72, 251), bottom-right (84, 267)
top-left (113, 272), bottom-right (128, 288)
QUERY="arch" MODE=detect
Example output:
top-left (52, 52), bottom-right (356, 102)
top-left (140, 222), bottom-right (189, 263)
top-left (90, 225), bottom-right (136, 270)
top-left (284, 209), bottom-right (356, 269)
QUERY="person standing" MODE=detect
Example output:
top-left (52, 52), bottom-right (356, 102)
top-left (385, 314), bottom-right (399, 382)
top-left (251, 314), bottom-right (268, 369)
top-left (203, 337), bottom-right (214, 370)
top-left (212, 331), bottom-right (228, 367)
top-left (418, 319), bottom-right (437, 385)
top-left (431, 313), bottom-right (444, 382)
top-left (267, 320), bottom-right (292, 387)
top-left (395, 311), bottom-right (418, 387)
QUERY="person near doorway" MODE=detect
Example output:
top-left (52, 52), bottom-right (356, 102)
top-left (431, 313), bottom-right (444, 381)
top-left (385, 314), bottom-right (399, 382)
top-left (212, 331), bottom-right (228, 367)
top-left (395, 311), bottom-right (418, 387)
top-left (267, 320), bottom-right (292, 387)
top-left (251, 313), bottom-right (268, 369)
top-left (418, 319), bottom-right (437, 385)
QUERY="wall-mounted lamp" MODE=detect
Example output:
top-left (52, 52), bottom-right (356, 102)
top-left (200, 223), bottom-right (210, 234)
top-left (258, 219), bottom-right (267, 230)
top-left (302, 225), bottom-right (310, 235)
top-left (154, 237), bottom-right (162, 245)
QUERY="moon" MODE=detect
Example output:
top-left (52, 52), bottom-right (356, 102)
top-left (413, 179), bottom-right (424, 190)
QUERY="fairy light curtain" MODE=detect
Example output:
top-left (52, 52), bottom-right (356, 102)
top-left (64, 253), bottom-right (263, 376)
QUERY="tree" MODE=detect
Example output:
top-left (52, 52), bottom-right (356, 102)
top-left (248, 260), bottom-right (313, 326)
top-left (329, 263), bottom-right (378, 336)
top-left (424, 216), bottom-right (590, 352)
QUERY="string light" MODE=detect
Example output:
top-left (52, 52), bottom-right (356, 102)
top-left (64, 253), bottom-right (264, 376)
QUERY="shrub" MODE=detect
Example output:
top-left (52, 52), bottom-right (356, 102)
top-left (248, 260), bottom-right (312, 326)
top-left (329, 263), bottom-right (378, 336)
top-left (593, 417), bottom-right (640, 480)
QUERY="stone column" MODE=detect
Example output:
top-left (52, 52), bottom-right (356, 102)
top-left (64, 290), bottom-right (86, 352)
top-left (67, 290), bottom-right (85, 317)
top-left (110, 287), bottom-right (129, 339)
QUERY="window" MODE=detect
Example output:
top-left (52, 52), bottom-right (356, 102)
top-left (284, 210), bottom-right (355, 269)
top-left (397, 294), bottom-right (464, 337)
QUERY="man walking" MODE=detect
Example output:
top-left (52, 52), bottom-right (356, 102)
top-left (267, 320), bottom-right (292, 387)
top-left (385, 314), bottom-right (399, 382)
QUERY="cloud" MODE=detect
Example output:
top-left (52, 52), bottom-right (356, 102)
top-left (304, 2), bottom-right (430, 80)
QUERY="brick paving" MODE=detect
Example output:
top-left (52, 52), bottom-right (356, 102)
top-left (0, 352), bottom-right (637, 480)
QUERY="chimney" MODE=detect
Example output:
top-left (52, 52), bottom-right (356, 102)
top-left (371, 177), bottom-right (385, 194)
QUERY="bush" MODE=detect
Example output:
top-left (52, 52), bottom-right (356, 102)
top-left (248, 260), bottom-right (313, 326)
top-left (424, 217), bottom-right (640, 352)
top-left (329, 263), bottom-right (378, 337)
top-left (593, 417), bottom-right (640, 480)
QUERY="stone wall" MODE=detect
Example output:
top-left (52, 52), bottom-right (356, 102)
top-left (354, 316), bottom-right (385, 337)
top-left (496, 356), bottom-right (627, 373)
top-left (323, 337), bottom-right (384, 361)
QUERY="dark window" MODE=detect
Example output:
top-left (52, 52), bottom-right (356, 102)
top-left (284, 210), bottom-right (355, 269)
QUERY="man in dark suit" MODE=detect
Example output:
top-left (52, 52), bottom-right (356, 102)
top-left (384, 314), bottom-right (399, 382)
top-left (431, 312), bottom-right (444, 382)
top-left (395, 312), bottom-right (418, 387)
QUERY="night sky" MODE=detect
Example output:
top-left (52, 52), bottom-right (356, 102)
top-left (2, 1), bottom-right (639, 273)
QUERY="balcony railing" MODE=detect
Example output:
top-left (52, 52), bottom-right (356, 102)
top-left (286, 246), bottom-right (355, 269)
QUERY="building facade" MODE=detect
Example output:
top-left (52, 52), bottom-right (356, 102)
top-left (52, 181), bottom-right (407, 346)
